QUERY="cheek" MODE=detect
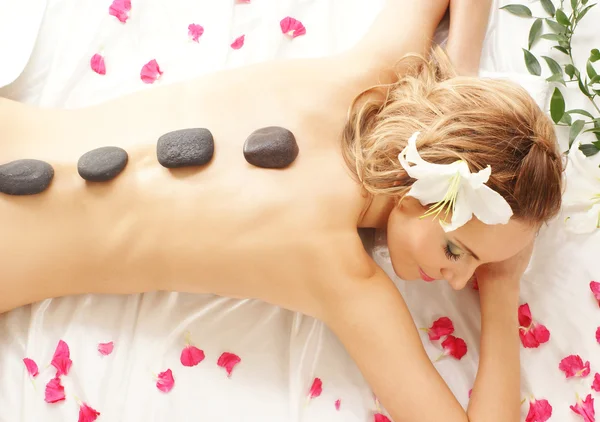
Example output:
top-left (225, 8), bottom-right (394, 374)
top-left (386, 211), bottom-right (437, 276)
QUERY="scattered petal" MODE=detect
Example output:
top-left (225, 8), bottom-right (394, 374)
top-left (23, 358), bottom-right (39, 378)
top-left (335, 399), bottom-right (341, 410)
top-left (180, 345), bottom-right (205, 367)
top-left (525, 398), bottom-right (553, 422)
top-left (109, 0), bottom-right (131, 23)
top-left (308, 378), bottom-right (322, 399)
top-left (156, 369), bottom-right (174, 393)
top-left (90, 54), bottom-right (106, 75)
top-left (230, 35), bottom-right (245, 50)
top-left (441, 335), bottom-right (468, 360)
top-left (518, 304), bottom-right (533, 327)
top-left (468, 389), bottom-right (472, 398)
top-left (596, 327), bottom-right (600, 344)
top-left (559, 355), bottom-right (591, 378)
top-left (140, 59), bottom-right (163, 84)
top-left (51, 340), bottom-right (72, 377)
top-left (217, 352), bottom-right (241, 377)
top-left (44, 377), bottom-right (66, 403)
top-left (426, 317), bottom-right (454, 341)
top-left (280, 17), bottom-right (306, 38)
top-left (98, 342), bottom-right (114, 356)
top-left (570, 394), bottom-right (595, 422)
top-left (188, 24), bottom-right (204, 42)
top-left (593, 373), bottom-right (600, 392)
top-left (236, 0), bottom-right (251, 3)
top-left (520, 323), bottom-right (551, 348)
top-left (472, 277), bottom-right (479, 291)
top-left (78, 403), bottom-right (101, 422)
top-left (591, 282), bottom-right (600, 307)
top-left (374, 413), bottom-right (391, 422)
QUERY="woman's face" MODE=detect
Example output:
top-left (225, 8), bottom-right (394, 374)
top-left (386, 197), bottom-right (537, 290)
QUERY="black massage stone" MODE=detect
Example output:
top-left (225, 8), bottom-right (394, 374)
top-left (243, 126), bottom-right (299, 169)
top-left (157, 128), bottom-right (214, 168)
top-left (0, 159), bottom-right (54, 195)
top-left (77, 146), bottom-right (128, 182)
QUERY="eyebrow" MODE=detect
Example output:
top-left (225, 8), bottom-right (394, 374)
top-left (450, 237), bottom-right (480, 261)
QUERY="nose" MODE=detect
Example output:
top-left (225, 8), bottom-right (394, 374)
top-left (440, 266), bottom-right (476, 290)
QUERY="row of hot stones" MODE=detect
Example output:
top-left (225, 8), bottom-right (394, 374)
top-left (0, 127), bottom-right (299, 195)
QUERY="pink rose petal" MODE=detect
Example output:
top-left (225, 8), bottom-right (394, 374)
top-left (280, 17), bottom-right (306, 38)
top-left (518, 304), bottom-right (533, 327)
top-left (440, 335), bottom-right (467, 360)
top-left (98, 342), bottom-right (114, 356)
top-left (109, 0), bottom-right (131, 23)
top-left (217, 352), bottom-right (241, 377)
top-left (591, 281), bottom-right (600, 306)
top-left (188, 24), bottom-right (204, 42)
top-left (44, 377), bottom-right (66, 403)
top-left (374, 414), bottom-right (391, 422)
top-left (180, 345), bottom-right (205, 367)
top-left (23, 358), bottom-right (39, 378)
top-left (596, 327), bottom-right (600, 344)
top-left (156, 369), bottom-right (174, 393)
top-left (308, 378), bottom-right (322, 399)
top-left (335, 399), bottom-right (341, 410)
top-left (51, 340), bottom-right (72, 377)
top-left (593, 373), bottom-right (600, 392)
top-left (90, 54), bottom-right (106, 75)
top-left (518, 304), bottom-right (550, 348)
top-left (570, 394), bottom-right (595, 422)
top-left (525, 398), bottom-right (553, 422)
top-left (559, 355), bottom-right (591, 378)
top-left (140, 59), bottom-right (163, 84)
top-left (235, 0), bottom-right (251, 3)
top-left (426, 317), bottom-right (454, 341)
top-left (78, 402), bottom-right (101, 422)
top-left (230, 35), bottom-right (245, 50)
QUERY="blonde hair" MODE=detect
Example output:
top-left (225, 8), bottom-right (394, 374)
top-left (341, 46), bottom-right (564, 225)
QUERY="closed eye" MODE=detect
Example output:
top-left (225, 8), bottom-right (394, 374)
top-left (443, 244), bottom-right (461, 261)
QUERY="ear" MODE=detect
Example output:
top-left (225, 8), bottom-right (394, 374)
top-left (398, 196), bottom-right (426, 216)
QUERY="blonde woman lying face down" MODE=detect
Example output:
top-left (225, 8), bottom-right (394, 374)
top-left (0, 0), bottom-right (563, 421)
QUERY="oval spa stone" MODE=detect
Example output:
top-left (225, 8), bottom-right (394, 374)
top-left (243, 126), bottom-right (299, 169)
top-left (157, 128), bottom-right (214, 168)
top-left (0, 159), bottom-right (54, 195)
top-left (77, 146), bottom-right (129, 182)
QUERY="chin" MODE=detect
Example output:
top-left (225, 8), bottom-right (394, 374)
top-left (390, 260), bottom-right (417, 281)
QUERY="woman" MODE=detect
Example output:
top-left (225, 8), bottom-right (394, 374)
top-left (0, 0), bottom-right (563, 421)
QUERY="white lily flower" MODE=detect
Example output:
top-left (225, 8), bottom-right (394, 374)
top-left (565, 201), bottom-right (600, 234)
top-left (398, 132), bottom-right (513, 232)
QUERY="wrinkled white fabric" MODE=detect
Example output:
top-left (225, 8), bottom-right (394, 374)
top-left (1, 1), bottom-right (599, 421)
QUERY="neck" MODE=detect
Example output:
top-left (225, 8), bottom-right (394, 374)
top-left (358, 193), bottom-right (395, 229)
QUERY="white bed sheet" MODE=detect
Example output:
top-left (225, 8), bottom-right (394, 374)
top-left (1, 1), bottom-right (599, 421)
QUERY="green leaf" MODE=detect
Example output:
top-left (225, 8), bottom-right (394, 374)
top-left (542, 56), bottom-right (564, 76)
top-left (541, 33), bottom-right (561, 41)
top-left (558, 40), bottom-right (570, 49)
top-left (541, 0), bottom-right (556, 16)
top-left (567, 109), bottom-right (595, 118)
top-left (594, 89), bottom-right (600, 95)
top-left (569, 119), bottom-right (585, 147)
top-left (590, 75), bottom-right (600, 84)
top-left (553, 46), bottom-right (570, 55)
top-left (579, 143), bottom-right (600, 156)
top-left (545, 18), bottom-right (567, 33)
top-left (571, 0), bottom-right (579, 10)
top-left (577, 4), bottom-right (596, 21)
top-left (523, 49), bottom-right (542, 75)
top-left (579, 77), bottom-right (592, 96)
top-left (500, 4), bottom-right (533, 17)
top-left (565, 64), bottom-right (577, 78)
top-left (583, 0), bottom-right (589, 4)
top-left (547, 74), bottom-right (567, 85)
top-left (556, 8), bottom-right (570, 26)
top-left (587, 60), bottom-right (598, 79)
top-left (550, 87), bottom-right (566, 123)
top-left (594, 140), bottom-right (600, 148)
top-left (528, 19), bottom-right (544, 49)
top-left (560, 112), bottom-right (573, 125)
top-left (591, 49), bottom-right (600, 63)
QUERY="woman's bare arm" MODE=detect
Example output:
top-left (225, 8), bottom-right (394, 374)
top-left (445, 0), bottom-right (493, 75)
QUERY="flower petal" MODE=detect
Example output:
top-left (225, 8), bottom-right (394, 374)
top-left (518, 303), bottom-right (533, 327)
top-left (51, 340), bottom-right (72, 376)
top-left (565, 204), bottom-right (600, 234)
top-left (280, 17), bottom-right (306, 38)
top-left (596, 327), bottom-right (600, 344)
top-left (44, 377), bottom-right (66, 403)
top-left (466, 183), bottom-right (513, 226)
top-left (374, 413), bottom-right (391, 422)
top-left (593, 373), bottom-right (600, 392)
top-left (441, 335), bottom-right (468, 360)
top-left (440, 183), bottom-right (473, 232)
top-left (308, 378), bottom-right (322, 399)
top-left (570, 394), bottom-right (595, 422)
top-left (188, 24), bottom-right (204, 42)
top-left (427, 317), bottom-right (454, 341)
top-left (526, 398), bottom-right (553, 422)
top-left (180, 345), bottom-right (205, 367)
top-left (335, 399), bottom-right (341, 410)
top-left (109, 0), bottom-right (131, 23)
top-left (217, 352), bottom-right (241, 377)
top-left (140, 59), bottom-right (163, 84)
top-left (23, 358), bottom-right (39, 378)
top-left (78, 403), bottom-right (101, 422)
top-left (156, 369), bottom-right (174, 393)
top-left (230, 35), bottom-right (245, 50)
top-left (559, 355), bottom-right (591, 378)
top-left (464, 165), bottom-right (491, 188)
top-left (98, 342), bottom-right (114, 356)
top-left (398, 133), bottom-right (461, 179)
top-left (406, 175), bottom-right (453, 206)
top-left (591, 282), bottom-right (600, 305)
top-left (90, 54), bottom-right (106, 75)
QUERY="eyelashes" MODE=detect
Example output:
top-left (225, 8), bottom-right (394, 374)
top-left (443, 244), bottom-right (461, 261)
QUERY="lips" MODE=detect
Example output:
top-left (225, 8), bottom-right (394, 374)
top-left (419, 267), bottom-right (436, 282)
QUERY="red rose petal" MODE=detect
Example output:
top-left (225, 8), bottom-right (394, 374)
top-left (335, 399), bottom-right (341, 410)
top-left (156, 369), bottom-right (174, 393)
top-left (591, 281), bottom-right (600, 306)
top-left (596, 327), bottom-right (600, 344)
top-left (23, 358), bottom-right (39, 378)
top-left (90, 54), bottom-right (106, 75)
top-left (230, 35), bottom-right (245, 50)
top-left (140, 59), bottom-right (163, 84)
top-left (236, 0), bottom-right (251, 3)
top-left (98, 341), bottom-right (114, 356)
top-left (217, 352), bottom-right (241, 377)
top-left (44, 377), bottom-right (66, 403)
top-left (109, 0), bottom-right (131, 23)
top-left (180, 345), bottom-right (205, 367)
top-left (308, 378), bottom-right (322, 399)
top-left (570, 394), bottom-right (595, 422)
top-left (468, 388), bottom-right (472, 398)
top-left (51, 340), bottom-right (72, 377)
top-left (559, 355), bottom-right (591, 378)
top-left (441, 335), bottom-right (467, 360)
top-left (427, 317), bottom-right (454, 341)
top-left (525, 398), bottom-right (553, 422)
top-left (472, 277), bottom-right (479, 291)
top-left (280, 17), bottom-right (306, 38)
top-left (520, 323), bottom-right (551, 348)
top-left (78, 402), bottom-right (101, 422)
top-left (518, 303), bottom-right (533, 327)
top-left (188, 24), bottom-right (204, 42)
top-left (374, 413), bottom-right (391, 422)
top-left (593, 373), bottom-right (600, 392)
